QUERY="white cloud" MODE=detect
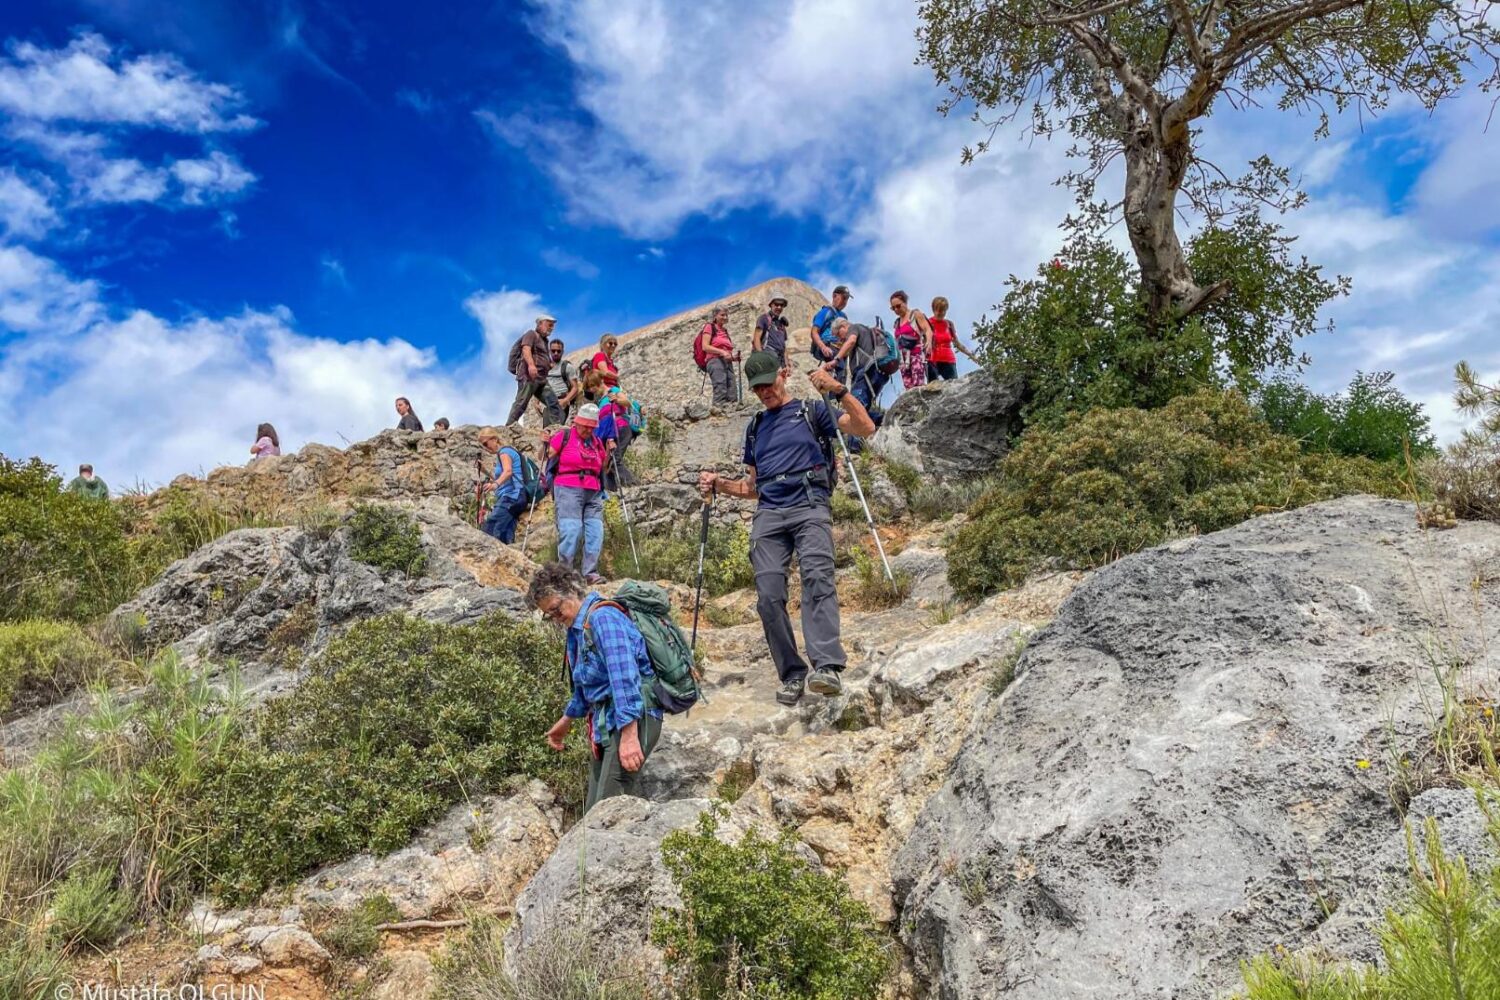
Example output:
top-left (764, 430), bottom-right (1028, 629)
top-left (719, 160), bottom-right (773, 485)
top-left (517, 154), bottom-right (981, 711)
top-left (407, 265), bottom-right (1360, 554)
top-left (507, 0), bottom-right (935, 237)
top-left (0, 32), bottom-right (258, 132)
top-left (319, 253), bottom-right (351, 290)
top-left (540, 245), bottom-right (601, 280)
top-left (76, 155), bottom-right (171, 204)
top-left (0, 167), bottom-right (58, 239)
top-left (171, 150), bottom-right (256, 204)
top-left (0, 247), bottom-right (546, 486)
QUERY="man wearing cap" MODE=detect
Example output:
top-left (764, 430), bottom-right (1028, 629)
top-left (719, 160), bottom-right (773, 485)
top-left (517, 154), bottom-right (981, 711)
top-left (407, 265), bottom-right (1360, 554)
top-left (697, 352), bottom-right (875, 705)
top-left (754, 296), bottom-right (790, 369)
top-left (548, 402), bottom-right (610, 584)
top-left (66, 463), bottom-right (109, 500)
top-left (506, 315), bottom-right (565, 427)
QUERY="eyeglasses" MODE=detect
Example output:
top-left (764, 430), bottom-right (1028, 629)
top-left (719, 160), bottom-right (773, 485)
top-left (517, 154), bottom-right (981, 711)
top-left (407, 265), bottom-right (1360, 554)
top-left (537, 596), bottom-right (568, 623)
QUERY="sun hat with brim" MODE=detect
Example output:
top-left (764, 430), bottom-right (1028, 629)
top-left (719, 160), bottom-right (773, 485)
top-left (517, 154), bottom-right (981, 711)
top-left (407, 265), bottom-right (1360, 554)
top-left (769, 296), bottom-right (788, 307)
top-left (574, 403), bottom-right (600, 427)
top-left (744, 351), bottom-right (783, 388)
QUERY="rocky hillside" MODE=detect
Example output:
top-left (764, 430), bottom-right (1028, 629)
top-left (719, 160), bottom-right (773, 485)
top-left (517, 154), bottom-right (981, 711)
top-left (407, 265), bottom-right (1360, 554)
top-left (11, 281), bottom-right (1499, 1000)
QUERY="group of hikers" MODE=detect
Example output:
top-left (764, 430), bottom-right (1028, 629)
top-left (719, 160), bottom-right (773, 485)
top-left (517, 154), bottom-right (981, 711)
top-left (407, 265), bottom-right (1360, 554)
top-left (71, 284), bottom-right (974, 813)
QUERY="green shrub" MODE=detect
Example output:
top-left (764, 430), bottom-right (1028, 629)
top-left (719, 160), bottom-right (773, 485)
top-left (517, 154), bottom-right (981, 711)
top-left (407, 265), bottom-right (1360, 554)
top-left (829, 489), bottom-right (864, 524)
top-left (47, 866), bottom-right (133, 951)
top-left (202, 612), bottom-right (573, 902)
top-left (434, 916), bottom-right (658, 1000)
top-left (0, 620), bottom-right (113, 717)
top-left (979, 219), bottom-right (1344, 426)
top-left (601, 503), bottom-right (753, 598)
top-left (322, 895), bottom-right (402, 960)
top-left (1425, 362), bottom-right (1500, 524)
top-left (347, 504), bottom-right (428, 577)
top-left (1238, 814), bottom-right (1500, 1000)
top-left (849, 547), bottom-right (911, 610)
top-left (654, 805), bottom-right (889, 1000)
top-left (0, 455), bottom-right (137, 623)
top-left (0, 931), bottom-right (68, 1000)
top-left (1255, 371), bottom-right (1436, 461)
top-left (947, 391), bottom-right (1410, 598)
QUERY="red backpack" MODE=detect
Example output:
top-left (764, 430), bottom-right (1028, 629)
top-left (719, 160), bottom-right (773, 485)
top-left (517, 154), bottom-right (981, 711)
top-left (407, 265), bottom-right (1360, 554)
top-left (692, 324), bottom-right (712, 371)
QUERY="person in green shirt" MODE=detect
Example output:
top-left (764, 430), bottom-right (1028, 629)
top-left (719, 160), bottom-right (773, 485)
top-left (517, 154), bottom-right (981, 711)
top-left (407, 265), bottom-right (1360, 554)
top-left (66, 463), bottom-right (109, 500)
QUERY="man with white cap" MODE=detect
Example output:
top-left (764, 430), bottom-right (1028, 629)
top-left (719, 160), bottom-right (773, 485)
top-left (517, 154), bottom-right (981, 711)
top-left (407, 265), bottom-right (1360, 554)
top-left (547, 402), bottom-right (610, 584)
top-left (506, 315), bottom-right (565, 427)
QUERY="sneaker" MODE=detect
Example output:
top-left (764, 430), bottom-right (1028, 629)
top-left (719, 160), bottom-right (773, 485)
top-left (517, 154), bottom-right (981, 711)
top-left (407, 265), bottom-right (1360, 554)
top-left (776, 677), bottom-right (805, 706)
top-left (806, 667), bottom-right (843, 697)
top-left (584, 573), bottom-right (606, 586)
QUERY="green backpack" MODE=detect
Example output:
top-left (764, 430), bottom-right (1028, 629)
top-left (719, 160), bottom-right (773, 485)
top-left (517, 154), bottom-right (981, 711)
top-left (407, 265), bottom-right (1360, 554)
top-left (582, 580), bottom-right (703, 713)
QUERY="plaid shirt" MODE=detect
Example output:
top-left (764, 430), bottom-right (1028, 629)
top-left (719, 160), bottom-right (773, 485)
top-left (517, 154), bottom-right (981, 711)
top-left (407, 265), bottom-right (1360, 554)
top-left (564, 592), bottom-right (659, 746)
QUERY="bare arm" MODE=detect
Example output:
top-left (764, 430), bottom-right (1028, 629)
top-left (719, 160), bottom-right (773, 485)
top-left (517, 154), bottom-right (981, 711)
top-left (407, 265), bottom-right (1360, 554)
top-left (912, 310), bottom-right (934, 354)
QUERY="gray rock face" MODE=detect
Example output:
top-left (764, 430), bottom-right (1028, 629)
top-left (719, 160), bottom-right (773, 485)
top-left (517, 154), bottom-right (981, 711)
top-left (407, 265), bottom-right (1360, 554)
top-left (894, 497), bottom-right (1500, 1000)
top-left (503, 796), bottom-right (708, 974)
top-left (871, 370), bottom-right (1023, 482)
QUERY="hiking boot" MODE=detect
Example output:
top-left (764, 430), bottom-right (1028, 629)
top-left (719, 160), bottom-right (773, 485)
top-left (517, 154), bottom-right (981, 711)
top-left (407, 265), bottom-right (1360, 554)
top-left (584, 573), bottom-right (606, 586)
top-left (776, 676), bottom-right (805, 706)
top-left (806, 667), bottom-right (842, 697)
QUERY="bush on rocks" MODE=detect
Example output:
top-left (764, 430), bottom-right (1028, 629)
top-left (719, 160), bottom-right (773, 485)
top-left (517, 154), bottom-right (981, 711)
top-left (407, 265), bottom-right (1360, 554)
top-left (654, 805), bottom-right (889, 1000)
top-left (947, 391), bottom-right (1410, 598)
top-left (1255, 371), bottom-right (1436, 462)
top-left (202, 612), bottom-right (573, 903)
top-left (0, 620), bottom-right (114, 717)
top-left (347, 503), bottom-right (428, 577)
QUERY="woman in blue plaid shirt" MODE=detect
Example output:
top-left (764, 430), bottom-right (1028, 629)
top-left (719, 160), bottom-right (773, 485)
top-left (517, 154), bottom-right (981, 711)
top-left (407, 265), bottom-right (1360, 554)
top-left (528, 562), bottom-right (663, 812)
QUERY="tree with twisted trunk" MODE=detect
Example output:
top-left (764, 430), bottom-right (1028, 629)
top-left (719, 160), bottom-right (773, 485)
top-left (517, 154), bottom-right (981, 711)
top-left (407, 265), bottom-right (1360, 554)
top-left (918, 1), bottom-right (1500, 326)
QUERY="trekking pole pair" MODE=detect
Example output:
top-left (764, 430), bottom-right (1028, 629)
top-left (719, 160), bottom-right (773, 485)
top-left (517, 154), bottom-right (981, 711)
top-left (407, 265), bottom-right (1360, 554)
top-left (824, 390), bottom-right (894, 583)
top-left (609, 450), bottom-right (641, 574)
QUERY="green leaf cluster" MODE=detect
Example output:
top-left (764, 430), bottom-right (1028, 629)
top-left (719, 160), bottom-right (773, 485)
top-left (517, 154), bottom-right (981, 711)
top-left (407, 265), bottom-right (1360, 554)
top-left (601, 501), bottom-right (753, 598)
top-left (980, 220), bottom-right (1343, 427)
top-left (653, 805), bottom-right (889, 1000)
top-left (0, 620), bottom-right (114, 717)
top-left (201, 612), bottom-right (573, 902)
top-left (347, 503), bottom-right (428, 577)
top-left (1256, 372), bottom-right (1436, 463)
top-left (946, 391), bottom-right (1410, 599)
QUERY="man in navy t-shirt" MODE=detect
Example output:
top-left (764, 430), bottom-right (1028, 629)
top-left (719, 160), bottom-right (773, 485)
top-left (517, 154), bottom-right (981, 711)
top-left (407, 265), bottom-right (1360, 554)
top-left (810, 284), bottom-right (851, 381)
top-left (698, 350), bottom-right (876, 705)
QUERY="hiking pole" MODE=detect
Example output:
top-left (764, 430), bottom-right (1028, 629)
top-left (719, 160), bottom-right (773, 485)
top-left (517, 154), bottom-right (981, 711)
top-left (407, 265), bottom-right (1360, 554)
top-left (610, 451), bottom-right (641, 573)
top-left (474, 458), bottom-right (486, 529)
top-left (519, 490), bottom-right (540, 556)
top-left (825, 392), bottom-right (894, 583)
top-left (690, 484), bottom-right (715, 653)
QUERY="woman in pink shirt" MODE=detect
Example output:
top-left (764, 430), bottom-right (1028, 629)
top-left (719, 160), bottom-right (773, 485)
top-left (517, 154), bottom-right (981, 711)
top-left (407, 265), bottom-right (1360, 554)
top-left (547, 403), bottom-right (610, 583)
top-left (249, 423), bottom-right (280, 461)
top-left (591, 335), bottom-right (621, 389)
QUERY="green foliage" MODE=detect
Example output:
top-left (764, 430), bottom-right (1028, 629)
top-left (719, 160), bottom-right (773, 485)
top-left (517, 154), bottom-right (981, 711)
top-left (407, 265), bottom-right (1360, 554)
top-left (1257, 372), bottom-right (1436, 462)
top-left (1426, 362), bottom-right (1500, 524)
top-left (347, 503), bottom-right (428, 577)
top-left (434, 916), bottom-right (659, 1000)
top-left (829, 489), bottom-right (864, 524)
top-left (0, 620), bottom-right (113, 717)
top-left (947, 391), bottom-right (1410, 598)
top-left (0, 455), bottom-right (136, 623)
top-left (1238, 814), bottom-right (1500, 1000)
top-left (146, 486), bottom-right (281, 564)
top-left (849, 547), bottom-right (911, 610)
top-left (0, 654), bottom-right (242, 934)
top-left (979, 226), bottom-right (1342, 426)
top-left (601, 504), bottom-right (754, 598)
top-left (202, 612), bottom-right (574, 903)
top-left (323, 895), bottom-right (402, 960)
top-left (47, 866), bottom-right (133, 951)
top-left (654, 805), bottom-right (889, 1000)
top-left (0, 932), bottom-right (68, 1000)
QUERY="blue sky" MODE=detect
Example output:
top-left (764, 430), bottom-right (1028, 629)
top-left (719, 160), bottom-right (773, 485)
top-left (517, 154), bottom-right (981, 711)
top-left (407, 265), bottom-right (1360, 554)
top-left (1, 0), bottom-right (1497, 484)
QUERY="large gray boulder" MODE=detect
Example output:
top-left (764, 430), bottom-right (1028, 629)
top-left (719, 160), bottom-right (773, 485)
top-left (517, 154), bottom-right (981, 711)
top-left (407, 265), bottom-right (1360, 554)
top-left (871, 371), bottom-right (1023, 482)
top-left (894, 496), bottom-right (1500, 1000)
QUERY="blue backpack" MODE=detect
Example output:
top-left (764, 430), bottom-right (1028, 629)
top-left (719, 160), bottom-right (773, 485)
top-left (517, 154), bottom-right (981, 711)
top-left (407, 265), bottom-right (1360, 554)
top-left (502, 446), bottom-right (546, 504)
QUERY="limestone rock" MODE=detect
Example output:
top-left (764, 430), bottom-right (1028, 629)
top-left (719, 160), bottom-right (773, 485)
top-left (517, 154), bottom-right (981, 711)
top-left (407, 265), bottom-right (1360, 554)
top-left (243, 924), bottom-right (330, 968)
top-left (371, 950), bottom-right (435, 1000)
top-left (504, 797), bottom-right (708, 974)
top-left (871, 370), bottom-right (1023, 482)
top-left (894, 496), bottom-right (1500, 1000)
top-left (294, 780), bottom-right (562, 919)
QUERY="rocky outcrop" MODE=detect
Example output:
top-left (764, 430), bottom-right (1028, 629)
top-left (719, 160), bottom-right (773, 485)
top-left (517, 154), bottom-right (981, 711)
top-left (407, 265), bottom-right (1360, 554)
top-left (872, 370), bottom-right (1024, 482)
top-left (894, 496), bottom-right (1500, 1000)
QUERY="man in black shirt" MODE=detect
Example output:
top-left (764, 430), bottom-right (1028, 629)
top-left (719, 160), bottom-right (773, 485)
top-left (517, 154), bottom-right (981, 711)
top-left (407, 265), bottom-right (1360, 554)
top-left (753, 296), bottom-right (790, 369)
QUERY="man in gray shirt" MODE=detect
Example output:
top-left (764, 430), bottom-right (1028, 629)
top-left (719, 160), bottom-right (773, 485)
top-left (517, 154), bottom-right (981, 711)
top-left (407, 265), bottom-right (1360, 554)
top-left (753, 296), bottom-right (790, 368)
top-left (546, 338), bottom-right (581, 419)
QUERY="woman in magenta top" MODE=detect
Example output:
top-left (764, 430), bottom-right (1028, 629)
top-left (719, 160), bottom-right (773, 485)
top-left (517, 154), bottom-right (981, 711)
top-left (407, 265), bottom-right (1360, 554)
top-left (926, 296), bottom-right (978, 381)
top-left (548, 403), bottom-right (611, 583)
top-left (591, 335), bottom-right (621, 388)
top-left (890, 291), bottom-right (933, 391)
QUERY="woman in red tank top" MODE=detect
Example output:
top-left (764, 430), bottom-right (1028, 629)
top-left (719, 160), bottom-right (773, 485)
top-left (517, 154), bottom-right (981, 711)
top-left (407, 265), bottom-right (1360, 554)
top-left (926, 296), bottom-right (978, 381)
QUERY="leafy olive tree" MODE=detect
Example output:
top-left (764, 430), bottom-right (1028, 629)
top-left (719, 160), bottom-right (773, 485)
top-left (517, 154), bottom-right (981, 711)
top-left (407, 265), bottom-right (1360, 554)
top-left (918, 1), bottom-right (1499, 324)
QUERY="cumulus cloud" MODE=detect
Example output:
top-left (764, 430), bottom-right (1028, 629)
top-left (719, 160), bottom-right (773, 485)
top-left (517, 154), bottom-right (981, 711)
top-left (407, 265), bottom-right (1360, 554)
top-left (0, 31), bottom-right (258, 132)
top-left (0, 246), bottom-right (544, 486)
top-left (171, 150), bottom-right (257, 204)
top-left (505, 0), bottom-right (936, 237)
top-left (0, 167), bottom-right (58, 239)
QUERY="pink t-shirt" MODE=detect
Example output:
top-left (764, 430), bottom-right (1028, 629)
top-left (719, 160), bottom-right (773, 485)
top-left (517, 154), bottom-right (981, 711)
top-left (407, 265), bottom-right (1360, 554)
top-left (548, 427), bottom-right (607, 490)
top-left (251, 436), bottom-right (280, 459)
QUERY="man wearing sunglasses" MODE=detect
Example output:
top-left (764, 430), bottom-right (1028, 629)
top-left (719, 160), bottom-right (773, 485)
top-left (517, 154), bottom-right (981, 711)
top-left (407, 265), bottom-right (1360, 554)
top-left (545, 338), bottom-right (581, 420)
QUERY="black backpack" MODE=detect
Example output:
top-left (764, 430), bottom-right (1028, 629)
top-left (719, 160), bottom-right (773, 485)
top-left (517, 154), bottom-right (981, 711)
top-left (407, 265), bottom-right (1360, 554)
top-left (810, 307), bottom-right (840, 361)
top-left (746, 399), bottom-right (839, 491)
top-left (507, 336), bottom-right (527, 376)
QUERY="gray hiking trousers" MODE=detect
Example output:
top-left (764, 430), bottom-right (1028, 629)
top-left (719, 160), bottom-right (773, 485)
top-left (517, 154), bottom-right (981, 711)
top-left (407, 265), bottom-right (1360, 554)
top-left (750, 502), bottom-right (845, 683)
top-left (586, 713), bottom-right (662, 813)
top-left (505, 379), bottom-right (564, 426)
top-left (707, 356), bottom-right (736, 404)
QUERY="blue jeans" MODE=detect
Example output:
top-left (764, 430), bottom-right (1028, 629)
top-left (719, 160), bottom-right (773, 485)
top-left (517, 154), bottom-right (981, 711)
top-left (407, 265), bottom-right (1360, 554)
top-left (846, 363), bottom-right (889, 452)
top-left (554, 485), bottom-right (605, 576)
top-left (482, 495), bottom-right (524, 544)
